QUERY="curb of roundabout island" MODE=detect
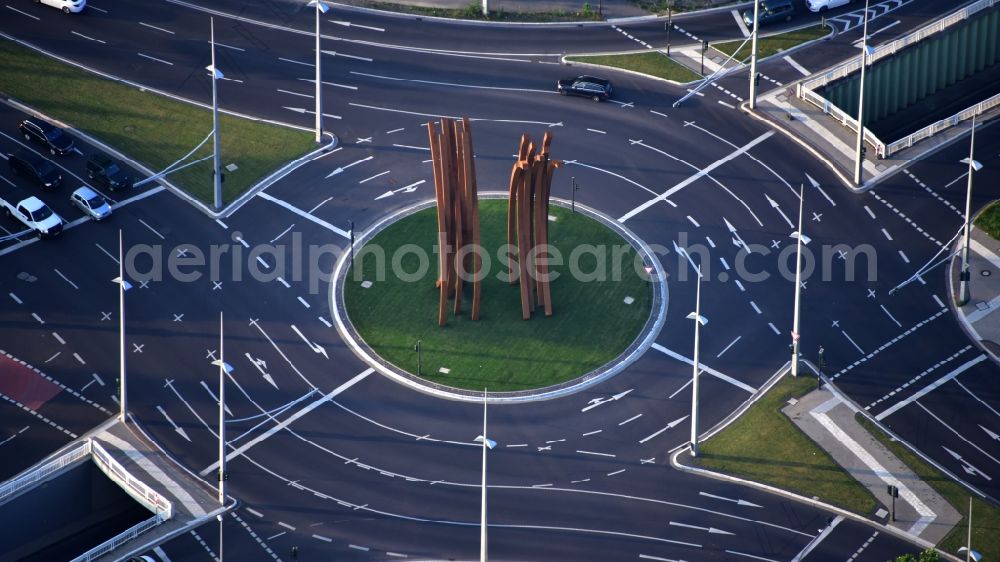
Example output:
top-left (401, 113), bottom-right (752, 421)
top-left (330, 192), bottom-right (668, 404)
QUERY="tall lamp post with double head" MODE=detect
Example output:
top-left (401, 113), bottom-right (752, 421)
top-left (748, 0), bottom-right (761, 108)
top-left (959, 116), bottom-right (982, 306)
top-left (791, 185), bottom-right (809, 376)
top-left (211, 313), bottom-right (233, 561)
top-left (208, 18), bottom-right (224, 211)
top-left (687, 266), bottom-right (707, 456)
top-left (475, 391), bottom-right (497, 562)
top-left (308, 0), bottom-right (329, 143)
top-left (113, 230), bottom-right (132, 422)
top-left (853, 0), bottom-right (873, 186)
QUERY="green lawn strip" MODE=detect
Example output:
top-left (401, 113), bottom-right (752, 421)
top-left (351, 1), bottom-right (602, 21)
top-left (712, 25), bottom-right (829, 61)
top-left (566, 52), bottom-right (702, 83)
top-left (629, 0), bottom-right (740, 14)
top-left (0, 39), bottom-right (314, 205)
top-left (974, 200), bottom-right (1000, 240)
top-left (344, 200), bottom-right (652, 392)
top-left (691, 375), bottom-right (878, 515)
top-left (856, 415), bottom-right (1000, 558)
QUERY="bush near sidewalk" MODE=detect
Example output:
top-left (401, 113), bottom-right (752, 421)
top-left (857, 415), bottom-right (1000, 561)
top-left (690, 375), bottom-right (878, 515)
top-left (974, 200), bottom-right (1000, 240)
top-left (0, 39), bottom-right (315, 206)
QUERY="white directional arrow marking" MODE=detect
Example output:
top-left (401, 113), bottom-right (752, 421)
top-left (943, 446), bottom-right (991, 481)
top-left (805, 173), bottom-right (836, 206)
top-left (698, 491), bottom-right (763, 508)
top-left (291, 324), bottom-right (329, 359)
top-left (639, 415), bottom-right (689, 444)
top-left (326, 156), bottom-right (374, 178)
top-left (580, 389), bottom-right (633, 412)
top-left (723, 218), bottom-right (750, 253)
top-left (981, 425), bottom-right (1000, 442)
top-left (375, 179), bottom-right (426, 200)
top-left (765, 194), bottom-right (795, 229)
top-left (330, 20), bottom-right (385, 32)
top-left (669, 521), bottom-right (734, 535)
top-left (245, 352), bottom-right (278, 389)
top-left (156, 405), bottom-right (191, 442)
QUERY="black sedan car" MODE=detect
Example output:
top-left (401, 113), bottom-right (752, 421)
top-left (557, 76), bottom-right (613, 102)
top-left (8, 149), bottom-right (62, 189)
top-left (86, 153), bottom-right (132, 191)
top-left (18, 118), bottom-right (75, 156)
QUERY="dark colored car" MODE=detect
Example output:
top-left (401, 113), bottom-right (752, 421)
top-left (557, 76), bottom-right (613, 102)
top-left (8, 149), bottom-right (63, 189)
top-left (743, 0), bottom-right (795, 26)
top-left (86, 153), bottom-right (132, 191)
top-left (18, 117), bottom-right (75, 156)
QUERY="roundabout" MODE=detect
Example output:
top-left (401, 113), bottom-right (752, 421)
top-left (335, 195), bottom-right (667, 398)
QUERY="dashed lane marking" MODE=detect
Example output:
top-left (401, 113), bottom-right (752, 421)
top-left (833, 308), bottom-right (947, 380)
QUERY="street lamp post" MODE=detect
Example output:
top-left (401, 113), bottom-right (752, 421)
top-left (791, 184), bottom-right (809, 376)
top-left (687, 267), bottom-right (707, 456)
top-left (211, 313), bottom-right (233, 561)
top-left (853, 0), bottom-right (873, 186)
top-left (958, 497), bottom-right (982, 561)
top-left (959, 116), bottom-right (982, 306)
top-left (666, 5), bottom-right (672, 56)
top-left (474, 391), bottom-right (497, 562)
top-left (113, 229), bottom-right (131, 422)
top-left (308, 1), bottom-right (329, 143)
top-left (208, 18), bottom-right (223, 211)
top-left (571, 177), bottom-right (580, 213)
top-left (748, 0), bottom-right (761, 109)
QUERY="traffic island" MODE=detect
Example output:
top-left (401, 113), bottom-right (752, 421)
top-left (678, 374), bottom-right (879, 515)
top-left (336, 197), bottom-right (664, 397)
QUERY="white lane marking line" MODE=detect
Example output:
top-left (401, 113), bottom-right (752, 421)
top-left (718, 100), bottom-right (736, 109)
top-left (86, 3), bottom-right (107, 12)
top-left (732, 9), bottom-right (751, 37)
top-left (864, 205), bottom-right (876, 219)
top-left (783, 55), bottom-right (810, 76)
top-left (880, 304), bottom-right (902, 327)
top-left (297, 296), bottom-right (311, 309)
top-left (881, 227), bottom-right (893, 241)
top-left (257, 192), bottom-right (350, 238)
top-left (0, 393), bottom-right (75, 437)
top-left (650, 110), bottom-right (669, 118)
top-left (321, 50), bottom-right (373, 62)
top-left (32, 313), bottom-right (44, 324)
top-left (137, 53), bottom-right (174, 66)
top-left (576, 450), bottom-right (615, 458)
top-left (312, 534), bottom-right (332, 542)
top-left (329, 19), bottom-right (385, 32)
top-left (815, 398), bottom-right (938, 530)
top-left (725, 550), bottom-right (780, 562)
top-left (749, 301), bottom-right (761, 314)
top-left (278, 521), bottom-right (296, 531)
top-left (933, 294), bottom-right (945, 308)
top-left (139, 21), bottom-right (175, 34)
top-left (842, 330), bottom-right (865, 354)
top-left (256, 256), bottom-right (270, 269)
top-left (619, 413), bottom-right (642, 426)
top-left (349, 544), bottom-right (370, 551)
top-left (653, 344), bottom-right (756, 393)
top-left (246, 508), bottom-right (264, 518)
top-left (582, 429), bottom-right (602, 436)
top-left (137, 218), bottom-right (166, 239)
top-left (8, 293), bottom-right (21, 304)
top-left (898, 250), bottom-right (910, 264)
top-left (607, 468), bottom-right (626, 476)
top-left (686, 215), bottom-right (700, 227)
top-left (6, 5), bottom-right (40, 20)
top-left (71, 30), bottom-right (107, 44)
top-left (392, 144), bottom-right (430, 151)
top-left (215, 219), bottom-right (229, 229)
top-left (768, 322), bottom-right (780, 335)
top-left (199, 369), bottom-right (373, 475)
top-left (619, 132), bottom-right (773, 222)
top-left (93, 373), bottom-right (105, 386)
top-left (278, 57), bottom-right (314, 67)
top-left (639, 415), bottom-right (689, 444)
top-left (716, 336), bottom-right (741, 358)
top-left (866, 346), bottom-right (970, 410)
top-left (586, 128), bottom-right (606, 134)
top-left (385, 127), bottom-right (404, 134)
top-left (277, 88), bottom-right (313, 99)
top-left (53, 268), bottom-right (79, 289)
top-left (153, 546), bottom-right (173, 562)
top-left (52, 332), bottom-right (66, 345)
top-left (212, 40), bottom-right (245, 51)
top-left (297, 77), bottom-right (358, 90)
top-left (875, 355), bottom-right (988, 421)
top-left (360, 170), bottom-right (390, 183)
top-left (318, 316), bottom-right (332, 328)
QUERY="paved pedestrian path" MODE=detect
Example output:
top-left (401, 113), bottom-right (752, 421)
top-left (955, 225), bottom-right (1000, 361)
top-left (784, 388), bottom-right (961, 544)
top-left (334, 0), bottom-right (739, 19)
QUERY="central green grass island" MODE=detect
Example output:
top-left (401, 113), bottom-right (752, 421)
top-left (342, 199), bottom-right (656, 392)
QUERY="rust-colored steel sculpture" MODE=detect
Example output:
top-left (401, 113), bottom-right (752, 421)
top-left (506, 132), bottom-right (563, 320)
top-left (427, 117), bottom-right (481, 326)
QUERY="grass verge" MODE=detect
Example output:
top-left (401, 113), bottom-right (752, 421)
top-left (566, 52), bottom-right (702, 83)
top-left (0, 39), bottom-right (315, 205)
top-left (629, 0), bottom-right (741, 14)
top-left (974, 200), bottom-right (1000, 240)
top-left (690, 375), bottom-right (878, 515)
top-left (352, 1), bottom-right (603, 21)
top-left (713, 25), bottom-right (830, 61)
top-left (344, 200), bottom-right (653, 392)
top-left (857, 415), bottom-right (1000, 559)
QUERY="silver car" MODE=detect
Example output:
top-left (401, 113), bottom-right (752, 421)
top-left (71, 186), bottom-right (111, 221)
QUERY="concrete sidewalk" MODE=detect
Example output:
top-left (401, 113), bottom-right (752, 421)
top-left (784, 389), bottom-right (961, 544)
top-left (334, 0), bottom-right (736, 19)
top-left (954, 225), bottom-right (1000, 361)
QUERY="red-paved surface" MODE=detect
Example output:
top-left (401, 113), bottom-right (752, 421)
top-left (0, 354), bottom-right (62, 411)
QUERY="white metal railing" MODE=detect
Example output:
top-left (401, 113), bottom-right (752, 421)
top-left (0, 441), bottom-right (91, 503)
top-left (90, 440), bottom-right (173, 520)
top-left (69, 513), bottom-right (166, 562)
top-left (796, 0), bottom-right (998, 158)
top-left (885, 92), bottom-right (1000, 155)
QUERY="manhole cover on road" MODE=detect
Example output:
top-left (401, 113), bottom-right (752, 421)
top-left (982, 270), bottom-right (992, 277)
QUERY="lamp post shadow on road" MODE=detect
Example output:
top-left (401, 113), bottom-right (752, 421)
top-left (958, 116), bottom-right (983, 306)
top-left (853, 0), bottom-right (873, 187)
top-left (475, 390), bottom-right (497, 562)
top-left (687, 265), bottom-right (707, 457)
top-left (308, 0), bottom-right (329, 143)
top-left (790, 184), bottom-right (809, 376)
top-left (113, 229), bottom-right (131, 423)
